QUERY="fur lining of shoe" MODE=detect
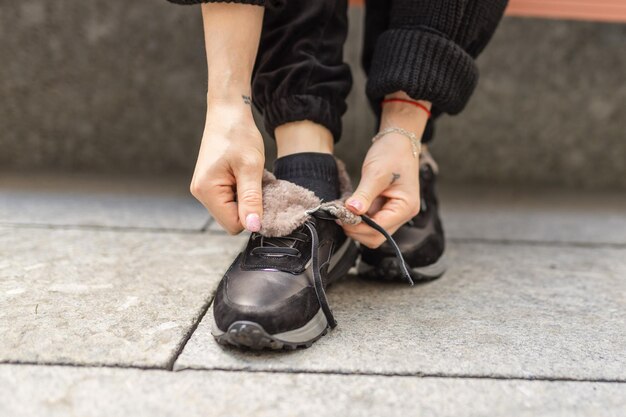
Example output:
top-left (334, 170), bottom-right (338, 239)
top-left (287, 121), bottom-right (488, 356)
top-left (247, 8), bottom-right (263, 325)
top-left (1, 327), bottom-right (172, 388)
top-left (259, 158), bottom-right (361, 237)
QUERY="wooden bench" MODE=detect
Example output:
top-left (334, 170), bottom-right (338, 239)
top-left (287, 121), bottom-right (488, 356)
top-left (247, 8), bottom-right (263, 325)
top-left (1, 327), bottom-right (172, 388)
top-left (507, 0), bottom-right (626, 23)
top-left (349, 0), bottom-right (626, 23)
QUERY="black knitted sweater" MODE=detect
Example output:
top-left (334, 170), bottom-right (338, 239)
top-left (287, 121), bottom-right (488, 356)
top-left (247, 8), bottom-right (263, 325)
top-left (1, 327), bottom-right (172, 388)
top-left (168, 0), bottom-right (507, 115)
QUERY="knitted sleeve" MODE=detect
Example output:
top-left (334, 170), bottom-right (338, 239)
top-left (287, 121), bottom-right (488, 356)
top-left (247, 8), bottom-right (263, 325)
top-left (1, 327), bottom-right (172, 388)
top-left (167, 0), bottom-right (264, 5)
top-left (366, 0), bottom-right (508, 115)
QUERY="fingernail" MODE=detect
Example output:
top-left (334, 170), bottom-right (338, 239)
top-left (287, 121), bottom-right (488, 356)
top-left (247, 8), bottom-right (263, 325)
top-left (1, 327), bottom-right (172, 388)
top-left (245, 213), bottom-right (261, 232)
top-left (347, 199), bottom-right (363, 212)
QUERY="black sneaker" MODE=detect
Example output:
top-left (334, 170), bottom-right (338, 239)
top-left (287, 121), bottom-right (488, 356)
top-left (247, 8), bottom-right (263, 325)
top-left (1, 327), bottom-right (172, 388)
top-left (211, 211), bottom-right (359, 350)
top-left (358, 149), bottom-right (446, 282)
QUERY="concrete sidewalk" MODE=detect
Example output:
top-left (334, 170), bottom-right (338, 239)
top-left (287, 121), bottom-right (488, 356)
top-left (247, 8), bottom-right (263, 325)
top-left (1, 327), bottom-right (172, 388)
top-left (1, 174), bottom-right (625, 416)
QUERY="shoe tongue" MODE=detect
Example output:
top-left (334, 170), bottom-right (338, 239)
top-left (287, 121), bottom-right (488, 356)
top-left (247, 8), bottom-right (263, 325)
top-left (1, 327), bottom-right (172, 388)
top-left (243, 228), bottom-right (313, 274)
top-left (260, 227), bottom-right (308, 250)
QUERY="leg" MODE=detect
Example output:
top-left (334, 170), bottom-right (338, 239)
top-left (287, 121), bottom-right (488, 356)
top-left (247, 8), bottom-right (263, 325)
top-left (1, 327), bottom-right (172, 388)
top-left (253, 0), bottom-right (353, 202)
top-left (253, 0), bottom-right (352, 152)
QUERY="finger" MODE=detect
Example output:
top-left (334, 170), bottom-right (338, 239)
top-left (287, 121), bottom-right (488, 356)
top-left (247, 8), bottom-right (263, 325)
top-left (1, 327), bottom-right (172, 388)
top-left (212, 200), bottom-right (245, 235)
top-left (341, 220), bottom-right (386, 248)
top-left (342, 197), bottom-right (418, 249)
top-left (371, 197), bottom-right (419, 235)
top-left (367, 196), bottom-right (386, 216)
top-left (233, 155), bottom-right (264, 232)
top-left (192, 180), bottom-right (243, 235)
top-left (343, 224), bottom-right (387, 249)
top-left (346, 164), bottom-right (390, 215)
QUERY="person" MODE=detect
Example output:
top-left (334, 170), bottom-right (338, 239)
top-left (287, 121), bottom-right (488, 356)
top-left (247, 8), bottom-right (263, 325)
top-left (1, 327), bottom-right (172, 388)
top-left (168, 0), bottom-right (508, 349)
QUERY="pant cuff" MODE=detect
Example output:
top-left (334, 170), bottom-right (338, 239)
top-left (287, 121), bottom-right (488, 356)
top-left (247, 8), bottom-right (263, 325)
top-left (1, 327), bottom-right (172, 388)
top-left (366, 28), bottom-right (478, 115)
top-left (264, 95), bottom-right (344, 143)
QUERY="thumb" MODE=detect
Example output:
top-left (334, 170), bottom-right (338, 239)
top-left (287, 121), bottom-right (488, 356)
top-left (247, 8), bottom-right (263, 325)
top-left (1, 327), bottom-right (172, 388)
top-left (346, 166), bottom-right (389, 215)
top-left (234, 162), bottom-right (264, 232)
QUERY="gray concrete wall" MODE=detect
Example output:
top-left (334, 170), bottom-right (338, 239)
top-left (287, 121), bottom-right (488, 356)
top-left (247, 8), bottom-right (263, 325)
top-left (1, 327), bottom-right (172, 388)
top-left (0, 1), bottom-right (206, 174)
top-left (432, 17), bottom-right (626, 189)
top-left (1, 1), bottom-right (625, 188)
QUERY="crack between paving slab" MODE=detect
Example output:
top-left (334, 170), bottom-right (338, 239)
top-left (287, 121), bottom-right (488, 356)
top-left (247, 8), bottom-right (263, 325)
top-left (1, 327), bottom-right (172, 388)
top-left (177, 367), bottom-right (626, 384)
top-left (199, 217), bottom-right (213, 232)
top-left (1, 361), bottom-right (624, 384)
top-left (164, 296), bottom-right (215, 371)
top-left (175, 364), bottom-right (626, 383)
top-left (0, 359), bottom-right (166, 371)
top-left (2, 222), bottom-right (625, 248)
top-left (449, 237), bottom-right (626, 249)
top-left (0, 222), bottom-right (209, 235)
top-left (174, 367), bottom-right (626, 384)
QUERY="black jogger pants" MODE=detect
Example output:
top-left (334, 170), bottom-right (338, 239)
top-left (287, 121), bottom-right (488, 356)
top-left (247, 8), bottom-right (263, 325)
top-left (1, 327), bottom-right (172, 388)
top-left (170, 0), bottom-right (509, 144)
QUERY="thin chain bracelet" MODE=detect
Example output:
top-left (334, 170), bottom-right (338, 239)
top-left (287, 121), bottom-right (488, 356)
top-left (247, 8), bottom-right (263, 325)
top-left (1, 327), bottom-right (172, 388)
top-left (371, 127), bottom-right (421, 158)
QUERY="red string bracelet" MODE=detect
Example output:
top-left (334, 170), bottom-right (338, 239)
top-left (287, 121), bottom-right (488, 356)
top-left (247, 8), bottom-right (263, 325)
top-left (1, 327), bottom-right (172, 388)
top-left (381, 98), bottom-right (431, 118)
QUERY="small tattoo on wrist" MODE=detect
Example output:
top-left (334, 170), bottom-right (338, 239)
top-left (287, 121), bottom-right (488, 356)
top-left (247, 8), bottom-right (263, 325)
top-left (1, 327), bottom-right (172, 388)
top-left (391, 172), bottom-right (401, 185)
top-left (242, 95), bottom-right (252, 105)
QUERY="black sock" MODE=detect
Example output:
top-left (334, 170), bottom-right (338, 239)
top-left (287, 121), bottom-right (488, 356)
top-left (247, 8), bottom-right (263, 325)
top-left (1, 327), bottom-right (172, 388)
top-left (273, 152), bottom-right (340, 202)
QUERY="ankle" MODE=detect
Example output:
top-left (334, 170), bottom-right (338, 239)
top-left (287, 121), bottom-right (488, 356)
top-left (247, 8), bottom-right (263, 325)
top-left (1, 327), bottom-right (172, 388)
top-left (275, 121), bottom-right (334, 158)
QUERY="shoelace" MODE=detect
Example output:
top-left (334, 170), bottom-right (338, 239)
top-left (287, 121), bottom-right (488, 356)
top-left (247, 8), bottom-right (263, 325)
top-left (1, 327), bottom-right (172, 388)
top-left (306, 209), bottom-right (413, 328)
top-left (251, 229), bottom-right (309, 258)
top-left (250, 208), bottom-right (412, 329)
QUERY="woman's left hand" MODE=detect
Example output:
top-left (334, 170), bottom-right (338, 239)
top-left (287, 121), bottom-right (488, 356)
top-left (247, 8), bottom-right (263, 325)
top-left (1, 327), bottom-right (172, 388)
top-left (342, 131), bottom-right (421, 248)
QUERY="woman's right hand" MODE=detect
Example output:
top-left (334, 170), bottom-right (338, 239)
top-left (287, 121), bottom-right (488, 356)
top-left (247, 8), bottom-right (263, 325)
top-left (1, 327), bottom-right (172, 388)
top-left (190, 104), bottom-right (265, 235)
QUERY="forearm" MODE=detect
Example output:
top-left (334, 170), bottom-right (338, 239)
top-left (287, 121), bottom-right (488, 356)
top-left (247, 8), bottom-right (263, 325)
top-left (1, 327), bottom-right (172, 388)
top-left (191, 3), bottom-right (266, 234)
top-left (201, 3), bottom-right (264, 107)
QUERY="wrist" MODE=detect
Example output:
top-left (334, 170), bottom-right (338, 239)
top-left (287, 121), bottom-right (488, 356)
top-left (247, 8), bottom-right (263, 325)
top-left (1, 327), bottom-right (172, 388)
top-left (372, 128), bottom-right (421, 159)
top-left (380, 93), bottom-right (431, 136)
top-left (206, 90), bottom-right (255, 121)
top-left (207, 90), bottom-right (253, 105)
top-left (207, 74), bottom-right (254, 103)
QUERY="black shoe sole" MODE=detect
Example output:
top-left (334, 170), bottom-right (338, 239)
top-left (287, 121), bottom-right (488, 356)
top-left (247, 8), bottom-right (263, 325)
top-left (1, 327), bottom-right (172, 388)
top-left (213, 240), bottom-right (359, 350)
top-left (215, 321), bottom-right (330, 350)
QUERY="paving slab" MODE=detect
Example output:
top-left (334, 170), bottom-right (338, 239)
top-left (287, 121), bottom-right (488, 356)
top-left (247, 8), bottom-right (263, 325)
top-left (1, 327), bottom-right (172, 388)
top-left (1, 365), bottom-right (624, 417)
top-left (0, 174), bottom-right (209, 230)
top-left (176, 243), bottom-right (626, 381)
top-left (0, 227), bottom-right (245, 367)
top-left (440, 185), bottom-right (626, 245)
